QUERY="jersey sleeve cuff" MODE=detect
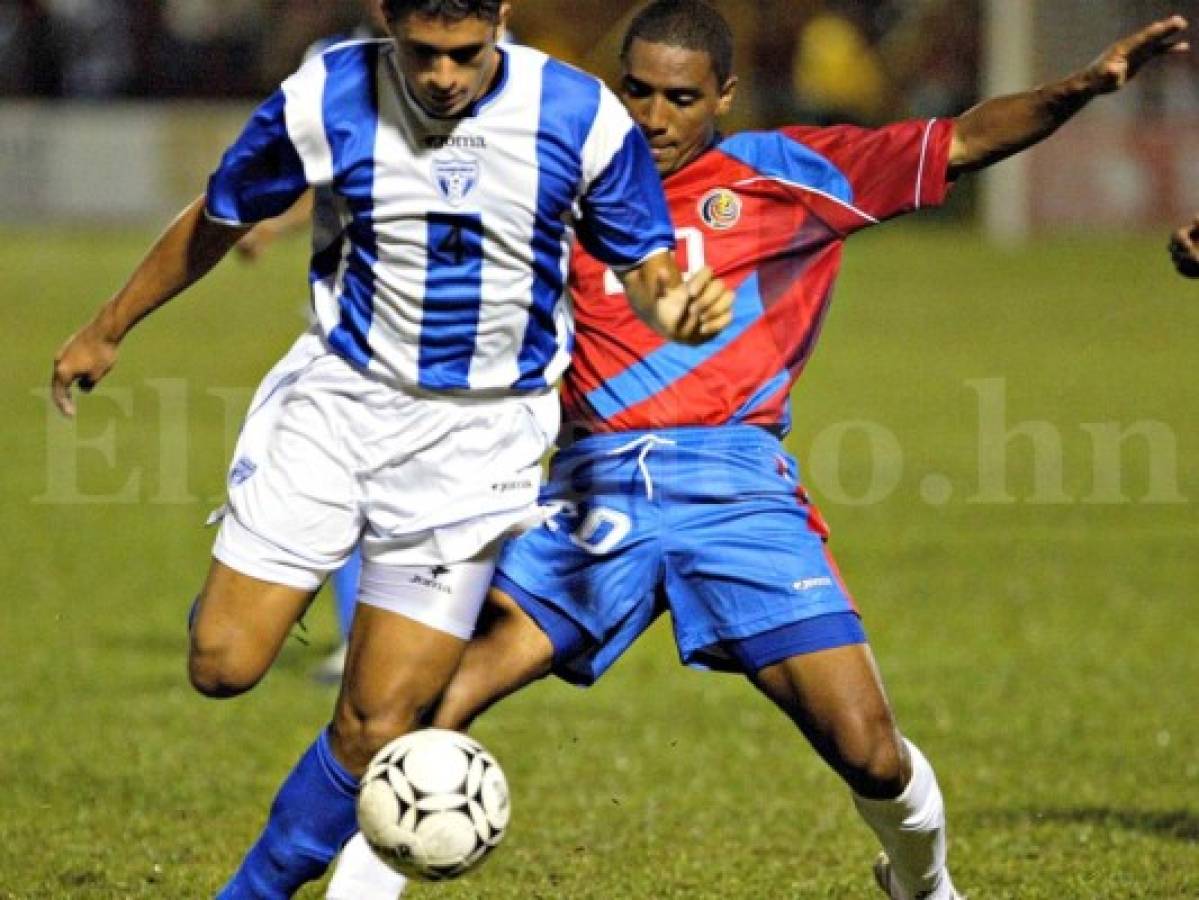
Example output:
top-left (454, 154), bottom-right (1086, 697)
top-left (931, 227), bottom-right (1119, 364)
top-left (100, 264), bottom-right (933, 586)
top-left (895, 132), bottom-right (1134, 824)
top-left (916, 118), bottom-right (956, 210)
top-left (606, 242), bottom-right (674, 275)
top-left (203, 206), bottom-right (251, 229)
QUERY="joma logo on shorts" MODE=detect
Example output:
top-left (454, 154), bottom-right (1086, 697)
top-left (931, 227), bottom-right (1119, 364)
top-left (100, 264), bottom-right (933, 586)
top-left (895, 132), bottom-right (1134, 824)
top-left (492, 480), bottom-right (533, 493)
top-left (409, 573), bottom-right (452, 595)
top-left (793, 577), bottom-right (833, 592)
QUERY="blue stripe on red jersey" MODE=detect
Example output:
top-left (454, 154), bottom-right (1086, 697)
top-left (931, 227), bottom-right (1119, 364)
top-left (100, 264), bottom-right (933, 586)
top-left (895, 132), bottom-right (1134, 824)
top-left (719, 131), bottom-right (854, 205)
top-left (583, 272), bottom-right (766, 422)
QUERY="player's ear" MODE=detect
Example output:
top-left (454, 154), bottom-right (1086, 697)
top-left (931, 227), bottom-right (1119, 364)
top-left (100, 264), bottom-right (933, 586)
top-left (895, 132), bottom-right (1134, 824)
top-left (716, 74), bottom-right (738, 117)
top-left (496, 2), bottom-right (512, 39)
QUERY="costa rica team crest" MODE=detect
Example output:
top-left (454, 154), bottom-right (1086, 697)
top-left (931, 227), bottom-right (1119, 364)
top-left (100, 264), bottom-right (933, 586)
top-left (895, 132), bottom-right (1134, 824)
top-left (699, 188), bottom-right (741, 230)
top-left (433, 157), bottom-right (481, 207)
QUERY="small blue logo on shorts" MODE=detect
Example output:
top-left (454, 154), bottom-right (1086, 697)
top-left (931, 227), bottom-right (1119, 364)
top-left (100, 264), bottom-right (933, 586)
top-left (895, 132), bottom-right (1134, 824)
top-left (793, 577), bottom-right (833, 592)
top-left (230, 457), bottom-right (257, 487)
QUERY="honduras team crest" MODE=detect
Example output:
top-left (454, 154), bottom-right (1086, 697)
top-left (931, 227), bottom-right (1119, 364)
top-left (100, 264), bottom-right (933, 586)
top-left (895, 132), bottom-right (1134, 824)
top-left (699, 187), bottom-right (741, 230)
top-left (433, 157), bottom-right (481, 207)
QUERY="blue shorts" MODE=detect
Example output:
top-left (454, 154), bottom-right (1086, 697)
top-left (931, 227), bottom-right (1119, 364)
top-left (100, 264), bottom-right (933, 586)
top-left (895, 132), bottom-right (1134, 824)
top-left (493, 426), bottom-right (864, 686)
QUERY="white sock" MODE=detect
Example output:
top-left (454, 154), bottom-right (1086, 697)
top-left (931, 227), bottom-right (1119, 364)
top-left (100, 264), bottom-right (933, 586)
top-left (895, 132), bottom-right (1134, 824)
top-left (326, 832), bottom-right (408, 900)
top-left (852, 738), bottom-right (957, 900)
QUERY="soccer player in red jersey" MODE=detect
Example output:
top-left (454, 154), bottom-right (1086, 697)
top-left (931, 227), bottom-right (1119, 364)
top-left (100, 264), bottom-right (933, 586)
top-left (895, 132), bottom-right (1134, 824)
top-left (329, 3), bottom-right (1188, 898)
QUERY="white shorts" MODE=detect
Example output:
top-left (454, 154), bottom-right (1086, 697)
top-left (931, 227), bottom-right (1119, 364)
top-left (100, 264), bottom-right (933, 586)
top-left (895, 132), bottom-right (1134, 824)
top-left (211, 329), bottom-right (558, 630)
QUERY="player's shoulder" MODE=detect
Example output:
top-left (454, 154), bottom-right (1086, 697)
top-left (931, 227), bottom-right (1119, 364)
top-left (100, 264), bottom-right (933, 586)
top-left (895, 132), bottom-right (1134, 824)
top-left (281, 37), bottom-right (390, 113)
top-left (303, 27), bottom-right (379, 63)
top-left (282, 36), bottom-right (389, 92)
top-left (310, 37), bottom-right (392, 74)
top-left (507, 43), bottom-right (608, 103)
top-left (503, 45), bottom-right (624, 141)
top-left (718, 124), bottom-right (873, 160)
top-left (714, 129), bottom-right (853, 198)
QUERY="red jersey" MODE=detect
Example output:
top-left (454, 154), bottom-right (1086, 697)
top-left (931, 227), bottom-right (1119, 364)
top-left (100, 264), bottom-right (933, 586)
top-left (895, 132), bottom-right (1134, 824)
top-left (562, 120), bottom-right (955, 433)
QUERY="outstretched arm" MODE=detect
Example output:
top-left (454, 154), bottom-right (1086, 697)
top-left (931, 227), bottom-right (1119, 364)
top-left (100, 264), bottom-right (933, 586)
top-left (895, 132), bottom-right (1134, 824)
top-left (617, 252), bottom-right (734, 346)
top-left (51, 196), bottom-right (247, 416)
top-left (948, 15), bottom-right (1188, 177)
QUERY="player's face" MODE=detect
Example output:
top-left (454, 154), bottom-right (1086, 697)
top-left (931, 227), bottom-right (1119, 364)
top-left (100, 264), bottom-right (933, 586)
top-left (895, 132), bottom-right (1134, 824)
top-left (620, 39), bottom-right (737, 176)
top-left (389, 6), bottom-right (510, 118)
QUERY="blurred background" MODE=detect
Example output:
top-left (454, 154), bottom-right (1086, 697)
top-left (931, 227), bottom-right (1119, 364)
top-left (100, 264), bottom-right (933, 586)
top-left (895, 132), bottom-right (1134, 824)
top-left (2, 0), bottom-right (1198, 237)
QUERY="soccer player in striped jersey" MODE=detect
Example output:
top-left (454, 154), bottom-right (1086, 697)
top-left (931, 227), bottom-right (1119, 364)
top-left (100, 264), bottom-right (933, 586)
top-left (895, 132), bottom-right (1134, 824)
top-left (326, 4), bottom-right (1187, 898)
top-left (49, 1), bottom-right (734, 896)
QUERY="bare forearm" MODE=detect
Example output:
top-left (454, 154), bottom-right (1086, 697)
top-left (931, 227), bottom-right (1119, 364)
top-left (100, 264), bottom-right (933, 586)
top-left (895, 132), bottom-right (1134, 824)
top-left (618, 250), bottom-right (681, 336)
top-left (949, 74), bottom-right (1094, 177)
top-left (616, 252), bottom-right (733, 345)
top-left (97, 195), bottom-right (246, 341)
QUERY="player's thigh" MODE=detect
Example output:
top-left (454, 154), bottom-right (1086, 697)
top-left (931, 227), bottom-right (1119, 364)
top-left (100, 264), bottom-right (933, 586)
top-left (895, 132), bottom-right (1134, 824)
top-left (189, 558), bottom-right (316, 689)
top-left (460, 586), bottom-right (557, 691)
top-left (752, 641), bottom-right (895, 737)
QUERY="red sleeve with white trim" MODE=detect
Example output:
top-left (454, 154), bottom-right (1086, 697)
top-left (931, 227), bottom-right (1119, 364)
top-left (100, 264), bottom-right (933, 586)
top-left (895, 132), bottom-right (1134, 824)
top-left (781, 119), bottom-right (955, 234)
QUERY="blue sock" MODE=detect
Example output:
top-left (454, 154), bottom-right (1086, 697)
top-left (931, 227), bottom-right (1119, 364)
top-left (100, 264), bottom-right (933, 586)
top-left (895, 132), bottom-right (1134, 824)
top-left (218, 730), bottom-right (358, 899)
top-left (330, 549), bottom-right (362, 641)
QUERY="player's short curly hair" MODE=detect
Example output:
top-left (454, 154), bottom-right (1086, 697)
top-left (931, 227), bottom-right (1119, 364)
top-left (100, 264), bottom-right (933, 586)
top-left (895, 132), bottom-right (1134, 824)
top-left (383, 0), bottom-right (504, 23)
top-left (622, 0), bottom-right (734, 86)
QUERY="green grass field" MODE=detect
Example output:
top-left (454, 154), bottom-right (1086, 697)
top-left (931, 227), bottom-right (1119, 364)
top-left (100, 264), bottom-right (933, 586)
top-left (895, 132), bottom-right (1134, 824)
top-left (2, 224), bottom-right (1196, 898)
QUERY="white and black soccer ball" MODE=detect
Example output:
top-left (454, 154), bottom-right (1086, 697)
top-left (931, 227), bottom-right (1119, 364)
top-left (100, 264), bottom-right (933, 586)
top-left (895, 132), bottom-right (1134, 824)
top-left (357, 728), bottom-right (510, 881)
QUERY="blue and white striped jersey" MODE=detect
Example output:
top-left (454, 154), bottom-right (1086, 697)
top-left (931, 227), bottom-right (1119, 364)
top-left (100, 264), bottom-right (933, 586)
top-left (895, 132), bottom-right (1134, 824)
top-left (206, 40), bottom-right (674, 393)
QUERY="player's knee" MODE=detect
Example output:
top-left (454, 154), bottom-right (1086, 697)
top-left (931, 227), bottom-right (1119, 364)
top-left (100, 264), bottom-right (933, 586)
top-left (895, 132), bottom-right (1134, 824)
top-left (831, 712), bottom-right (907, 799)
top-left (332, 698), bottom-right (425, 773)
top-left (187, 632), bottom-right (267, 698)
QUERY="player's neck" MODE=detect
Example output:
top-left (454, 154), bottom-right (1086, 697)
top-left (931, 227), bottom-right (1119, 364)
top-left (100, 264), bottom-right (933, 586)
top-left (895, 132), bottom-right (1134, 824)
top-left (668, 132), bottom-right (723, 180)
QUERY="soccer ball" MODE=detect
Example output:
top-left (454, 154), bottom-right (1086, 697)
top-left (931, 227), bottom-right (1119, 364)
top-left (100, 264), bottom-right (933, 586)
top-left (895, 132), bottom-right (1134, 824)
top-left (357, 728), bottom-right (511, 881)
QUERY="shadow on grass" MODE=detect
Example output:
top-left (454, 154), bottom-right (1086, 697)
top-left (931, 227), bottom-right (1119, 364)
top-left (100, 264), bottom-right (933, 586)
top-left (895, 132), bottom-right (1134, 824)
top-left (978, 806), bottom-right (1199, 843)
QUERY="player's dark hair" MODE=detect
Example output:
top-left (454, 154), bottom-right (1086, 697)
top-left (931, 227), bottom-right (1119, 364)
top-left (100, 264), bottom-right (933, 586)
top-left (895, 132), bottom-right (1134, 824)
top-left (622, 0), bottom-right (734, 86)
top-left (383, 0), bottom-right (504, 23)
